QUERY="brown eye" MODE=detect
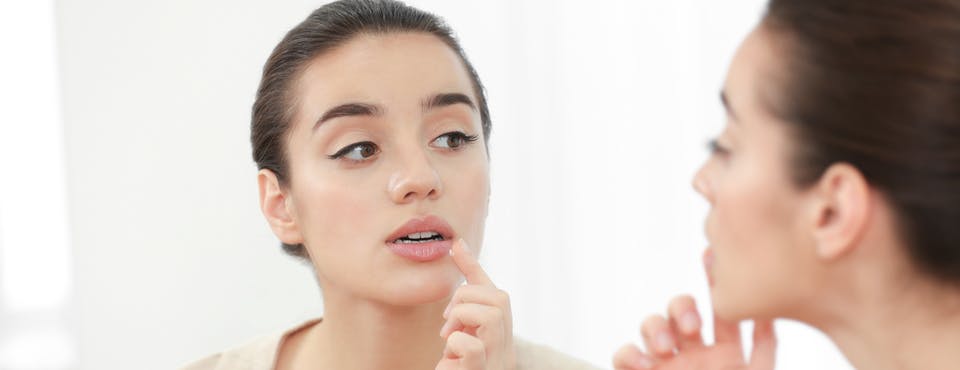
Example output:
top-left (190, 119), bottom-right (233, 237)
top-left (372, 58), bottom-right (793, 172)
top-left (431, 132), bottom-right (478, 150)
top-left (359, 144), bottom-right (377, 157)
top-left (329, 141), bottom-right (380, 162)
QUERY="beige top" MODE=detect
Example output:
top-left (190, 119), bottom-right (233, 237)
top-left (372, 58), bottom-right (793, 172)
top-left (180, 319), bottom-right (600, 370)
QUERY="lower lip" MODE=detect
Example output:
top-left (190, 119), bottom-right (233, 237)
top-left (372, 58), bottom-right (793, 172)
top-left (386, 240), bottom-right (452, 262)
top-left (703, 247), bottom-right (716, 287)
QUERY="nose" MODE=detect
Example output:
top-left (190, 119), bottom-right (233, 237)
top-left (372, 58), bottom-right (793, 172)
top-left (692, 161), bottom-right (714, 203)
top-left (387, 150), bottom-right (443, 204)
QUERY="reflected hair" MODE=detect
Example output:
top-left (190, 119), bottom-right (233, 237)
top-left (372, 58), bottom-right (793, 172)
top-left (762, 0), bottom-right (960, 285)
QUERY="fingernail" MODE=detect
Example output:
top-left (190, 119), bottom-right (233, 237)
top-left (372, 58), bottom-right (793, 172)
top-left (656, 331), bottom-right (674, 352)
top-left (681, 311), bottom-right (700, 333)
top-left (458, 239), bottom-right (472, 255)
top-left (439, 321), bottom-right (451, 337)
top-left (449, 239), bottom-right (462, 257)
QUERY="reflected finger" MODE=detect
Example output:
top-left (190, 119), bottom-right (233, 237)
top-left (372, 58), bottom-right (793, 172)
top-left (668, 295), bottom-right (704, 350)
top-left (641, 314), bottom-right (676, 360)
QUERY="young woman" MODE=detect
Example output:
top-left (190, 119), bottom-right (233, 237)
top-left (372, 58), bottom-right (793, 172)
top-left (614, 0), bottom-right (960, 369)
top-left (181, 1), bottom-right (597, 369)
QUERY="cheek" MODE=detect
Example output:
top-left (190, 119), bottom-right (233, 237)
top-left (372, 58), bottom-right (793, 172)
top-left (708, 161), bottom-right (803, 318)
top-left (290, 165), bottom-right (382, 253)
top-left (440, 155), bottom-right (489, 246)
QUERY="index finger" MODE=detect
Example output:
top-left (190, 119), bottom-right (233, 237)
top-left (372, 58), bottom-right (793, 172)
top-left (713, 311), bottom-right (743, 345)
top-left (451, 239), bottom-right (493, 285)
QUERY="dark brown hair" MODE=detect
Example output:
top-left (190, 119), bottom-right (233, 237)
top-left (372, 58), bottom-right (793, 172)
top-left (762, 0), bottom-right (960, 284)
top-left (251, 0), bottom-right (491, 259)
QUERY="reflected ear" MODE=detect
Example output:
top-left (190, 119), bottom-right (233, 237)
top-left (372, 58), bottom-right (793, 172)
top-left (257, 169), bottom-right (304, 246)
top-left (809, 163), bottom-right (871, 261)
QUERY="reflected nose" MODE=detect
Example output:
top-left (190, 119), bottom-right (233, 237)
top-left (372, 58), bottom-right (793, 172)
top-left (387, 151), bottom-right (443, 204)
top-left (692, 161), bottom-right (714, 203)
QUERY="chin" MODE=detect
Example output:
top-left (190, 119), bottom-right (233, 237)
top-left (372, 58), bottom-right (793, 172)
top-left (712, 278), bottom-right (792, 323)
top-left (710, 282), bottom-right (755, 322)
top-left (378, 262), bottom-right (462, 306)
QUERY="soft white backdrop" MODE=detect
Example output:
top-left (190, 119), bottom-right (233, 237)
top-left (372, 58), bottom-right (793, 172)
top-left (0, 0), bottom-right (853, 369)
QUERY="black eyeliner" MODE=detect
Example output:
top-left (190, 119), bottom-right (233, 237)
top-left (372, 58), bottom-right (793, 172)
top-left (707, 139), bottom-right (729, 155)
top-left (328, 141), bottom-right (375, 159)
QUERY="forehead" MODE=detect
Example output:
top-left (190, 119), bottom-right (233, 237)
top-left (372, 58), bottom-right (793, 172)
top-left (293, 32), bottom-right (475, 109)
top-left (723, 26), bottom-right (790, 127)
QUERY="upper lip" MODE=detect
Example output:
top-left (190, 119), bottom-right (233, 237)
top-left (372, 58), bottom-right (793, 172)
top-left (385, 215), bottom-right (454, 243)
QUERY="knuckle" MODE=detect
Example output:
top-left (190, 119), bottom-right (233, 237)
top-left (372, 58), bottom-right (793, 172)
top-left (642, 314), bottom-right (666, 331)
top-left (468, 340), bottom-right (485, 356)
top-left (488, 306), bottom-right (504, 322)
top-left (669, 295), bottom-right (696, 312)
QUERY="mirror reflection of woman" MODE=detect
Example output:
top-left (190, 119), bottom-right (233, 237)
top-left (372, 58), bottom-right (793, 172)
top-left (181, 1), bottom-right (597, 369)
top-left (614, 0), bottom-right (960, 369)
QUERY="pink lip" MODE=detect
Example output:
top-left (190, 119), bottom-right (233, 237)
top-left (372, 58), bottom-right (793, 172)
top-left (385, 215), bottom-right (455, 262)
top-left (703, 247), bottom-right (715, 287)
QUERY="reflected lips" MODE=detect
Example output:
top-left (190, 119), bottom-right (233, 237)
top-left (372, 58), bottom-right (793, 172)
top-left (385, 215), bottom-right (454, 262)
top-left (704, 248), bottom-right (715, 287)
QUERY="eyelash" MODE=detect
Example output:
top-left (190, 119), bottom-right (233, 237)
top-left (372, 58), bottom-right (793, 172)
top-left (707, 139), bottom-right (731, 157)
top-left (433, 131), bottom-right (479, 150)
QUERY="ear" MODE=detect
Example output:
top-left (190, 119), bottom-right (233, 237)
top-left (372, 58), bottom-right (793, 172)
top-left (808, 163), bottom-right (871, 260)
top-left (257, 169), bottom-right (304, 246)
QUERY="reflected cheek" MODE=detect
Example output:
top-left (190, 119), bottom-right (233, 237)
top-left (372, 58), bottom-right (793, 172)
top-left (707, 191), bottom-right (754, 284)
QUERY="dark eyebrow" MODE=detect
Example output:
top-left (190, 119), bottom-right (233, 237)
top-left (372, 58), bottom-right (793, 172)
top-left (313, 102), bottom-right (383, 130)
top-left (720, 90), bottom-right (738, 121)
top-left (422, 92), bottom-right (477, 112)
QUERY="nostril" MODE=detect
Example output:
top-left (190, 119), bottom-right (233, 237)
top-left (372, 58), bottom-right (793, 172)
top-left (387, 168), bottom-right (442, 203)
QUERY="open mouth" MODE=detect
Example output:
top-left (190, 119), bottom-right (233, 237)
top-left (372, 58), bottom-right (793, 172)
top-left (392, 231), bottom-right (447, 244)
top-left (385, 215), bottom-right (455, 245)
top-left (385, 216), bottom-right (455, 262)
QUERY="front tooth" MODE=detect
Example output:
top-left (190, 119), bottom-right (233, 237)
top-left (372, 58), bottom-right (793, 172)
top-left (410, 232), bottom-right (423, 239)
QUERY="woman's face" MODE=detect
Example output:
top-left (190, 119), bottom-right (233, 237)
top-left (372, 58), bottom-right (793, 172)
top-left (694, 26), bottom-right (822, 320)
top-left (279, 33), bottom-right (489, 306)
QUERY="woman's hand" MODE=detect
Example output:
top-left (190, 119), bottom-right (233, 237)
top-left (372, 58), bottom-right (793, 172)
top-left (612, 295), bottom-right (776, 370)
top-left (436, 239), bottom-right (516, 370)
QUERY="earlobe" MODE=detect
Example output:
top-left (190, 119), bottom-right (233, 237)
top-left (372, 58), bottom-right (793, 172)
top-left (257, 169), bottom-right (304, 245)
top-left (811, 163), bottom-right (871, 260)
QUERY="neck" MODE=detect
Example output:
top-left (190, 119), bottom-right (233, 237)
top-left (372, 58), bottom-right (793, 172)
top-left (292, 287), bottom-right (449, 370)
top-left (801, 202), bottom-right (960, 370)
top-left (813, 275), bottom-right (960, 370)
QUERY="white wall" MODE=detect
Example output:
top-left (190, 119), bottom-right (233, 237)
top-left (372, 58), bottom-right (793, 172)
top-left (31, 0), bottom-right (857, 369)
top-left (0, 1), bottom-right (75, 369)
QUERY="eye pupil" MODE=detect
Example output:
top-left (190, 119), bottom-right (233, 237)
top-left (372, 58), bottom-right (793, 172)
top-left (360, 144), bottom-right (376, 158)
top-left (448, 135), bottom-right (463, 148)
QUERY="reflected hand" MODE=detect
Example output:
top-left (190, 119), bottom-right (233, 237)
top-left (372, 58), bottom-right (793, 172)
top-left (613, 295), bottom-right (776, 370)
top-left (436, 239), bottom-right (515, 370)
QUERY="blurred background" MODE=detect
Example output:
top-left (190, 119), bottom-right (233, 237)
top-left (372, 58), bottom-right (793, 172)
top-left (0, 0), bottom-right (853, 369)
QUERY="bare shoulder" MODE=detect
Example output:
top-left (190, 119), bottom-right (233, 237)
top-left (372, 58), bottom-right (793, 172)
top-left (514, 337), bottom-right (602, 370)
